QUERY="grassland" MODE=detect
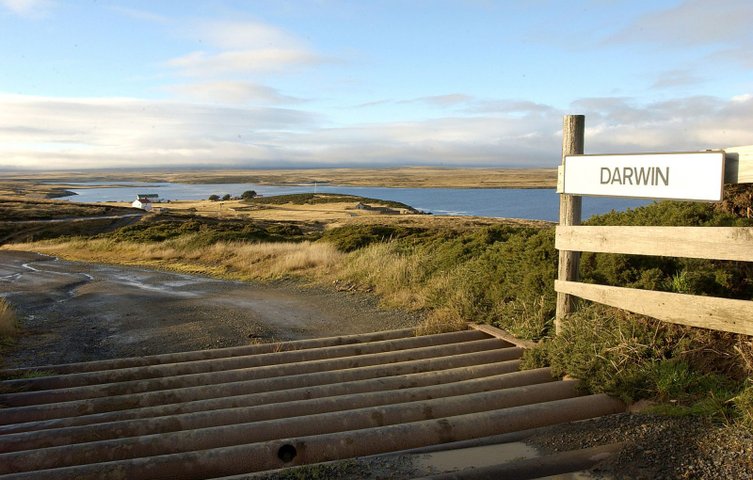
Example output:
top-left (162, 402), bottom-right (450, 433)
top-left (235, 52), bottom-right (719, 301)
top-left (102, 193), bottom-right (423, 226)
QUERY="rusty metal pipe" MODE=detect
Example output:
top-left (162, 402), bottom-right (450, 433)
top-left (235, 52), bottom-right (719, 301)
top-left (0, 381), bottom-right (584, 473)
top-left (0, 348), bottom-right (522, 425)
top-left (0, 360), bottom-right (527, 435)
top-left (3, 330), bottom-right (492, 392)
top-left (0, 338), bottom-right (510, 407)
top-left (0, 367), bottom-right (555, 452)
top-left (0, 327), bottom-right (417, 377)
top-left (1, 394), bottom-right (625, 480)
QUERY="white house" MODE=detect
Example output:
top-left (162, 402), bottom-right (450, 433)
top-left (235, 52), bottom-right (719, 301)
top-left (132, 196), bottom-right (153, 211)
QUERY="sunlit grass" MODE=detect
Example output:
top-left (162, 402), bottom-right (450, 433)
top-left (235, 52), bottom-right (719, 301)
top-left (7, 237), bottom-right (344, 281)
top-left (0, 298), bottom-right (19, 343)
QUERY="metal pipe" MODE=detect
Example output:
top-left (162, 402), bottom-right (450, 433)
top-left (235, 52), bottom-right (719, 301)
top-left (1, 394), bottom-right (625, 480)
top-left (0, 328), bottom-right (417, 377)
top-left (0, 338), bottom-right (509, 406)
top-left (0, 348), bottom-right (522, 425)
top-left (3, 330), bottom-right (493, 391)
top-left (0, 381), bottom-right (584, 473)
top-left (0, 366), bottom-right (554, 452)
top-left (0, 360), bottom-right (527, 435)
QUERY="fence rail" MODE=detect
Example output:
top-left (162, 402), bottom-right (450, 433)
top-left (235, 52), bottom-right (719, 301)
top-left (555, 226), bottom-right (753, 262)
top-left (555, 115), bottom-right (753, 336)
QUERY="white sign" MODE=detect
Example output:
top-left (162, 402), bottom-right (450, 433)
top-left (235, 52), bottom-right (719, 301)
top-left (559, 152), bottom-right (725, 201)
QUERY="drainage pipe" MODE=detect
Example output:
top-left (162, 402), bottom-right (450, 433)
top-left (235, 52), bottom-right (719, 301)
top-left (0, 381), bottom-right (584, 473)
top-left (0, 360), bottom-right (528, 435)
top-left (0, 348), bottom-right (522, 425)
top-left (0, 367), bottom-right (555, 452)
top-left (1, 394), bottom-right (625, 480)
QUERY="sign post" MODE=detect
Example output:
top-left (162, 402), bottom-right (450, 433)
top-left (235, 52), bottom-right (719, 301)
top-left (555, 115), bottom-right (584, 335)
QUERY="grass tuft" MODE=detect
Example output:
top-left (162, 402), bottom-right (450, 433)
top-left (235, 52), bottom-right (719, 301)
top-left (0, 298), bottom-right (19, 343)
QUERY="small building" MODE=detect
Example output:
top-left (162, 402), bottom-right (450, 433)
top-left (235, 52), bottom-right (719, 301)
top-left (137, 193), bottom-right (160, 202)
top-left (132, 196), bottom-right (153, 211)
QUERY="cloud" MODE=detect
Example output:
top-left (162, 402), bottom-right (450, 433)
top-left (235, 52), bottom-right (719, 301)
top-left (2, 92), bottom-right (752, 171)
top-left (572, 94), bottom-right (753, 152)
top-left (609, 0), bottom-right (753, 47)
top-left (108, 5), bottom-right (171, 24)
top-left (0, 94), bottom-right (319, 170)
top-left (465, 99), bottom-right (555, 115)
top-left (166, 82), bottom-right (303, 105)
top-left (651, 69), bottom-right (704, 90)
top-left (0, 0), bottom-right (53, 17)
top-left (399, 94), bottom-right (474, 107)
top-left (608, 0), bottom-right (753, 68)
top-left (167, 20), bottom-right (331, 77)
top-left (168, 48), bottom-right (325, 76)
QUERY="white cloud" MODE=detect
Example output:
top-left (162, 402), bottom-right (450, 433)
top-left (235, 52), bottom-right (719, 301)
top-left (2, 92), bottom-right (752, 170)
top-left (168, 48), bottom-right (325, 76)
top-left (108, 5), bottom-right (171, 25)
top-left (0, 94), bottom-right (319, 169)
top-left (651, 69), bottom-right (704, 90)
top-left (167, 20), bottom-right (330, 77)
top-left (400, 94), bottom-right (474, 107)
top-left (608, 0), bottom-right (753, 70)
top-left (0, 0), bottom-right (53, 17)
top-left (193, 20), bottom-right (302, 51)
top-left (166, 82), bottom-right (303, 105)
top-left (609, 0), bottom-right (753, 47)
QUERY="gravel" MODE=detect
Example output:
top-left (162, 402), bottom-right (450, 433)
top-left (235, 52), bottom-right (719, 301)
top-left (527, 412), bottom-right (753, 479)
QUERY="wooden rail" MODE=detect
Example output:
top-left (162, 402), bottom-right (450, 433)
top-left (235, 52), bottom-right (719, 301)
top-left (555, 280), bottom-right (753, 336)
top-left (556, 226), bottom-right (753, 262)
top-left (555, 119), bottom-right (753, 336)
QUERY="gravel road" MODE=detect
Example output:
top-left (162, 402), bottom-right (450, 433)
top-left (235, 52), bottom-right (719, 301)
top-left (0, 250), bottom-right (420, 369)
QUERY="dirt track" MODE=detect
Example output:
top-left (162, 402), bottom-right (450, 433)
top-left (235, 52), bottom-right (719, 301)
top-left (0, 251), bottom-right (420, 369)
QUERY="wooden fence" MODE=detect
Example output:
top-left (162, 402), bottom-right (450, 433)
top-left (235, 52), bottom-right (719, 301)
top-left (554, 115), bottom-right (753, 336)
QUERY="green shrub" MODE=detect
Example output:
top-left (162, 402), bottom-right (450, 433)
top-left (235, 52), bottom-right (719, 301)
top-left (321, 224), bottom-right (427, 252)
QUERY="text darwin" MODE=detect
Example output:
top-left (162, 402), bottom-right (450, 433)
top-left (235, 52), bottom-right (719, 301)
top-left (600, 166), bottom-right (669, 186)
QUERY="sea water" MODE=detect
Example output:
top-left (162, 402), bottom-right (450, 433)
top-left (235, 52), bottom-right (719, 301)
top-left (65, 182), bottom-right (650, 222)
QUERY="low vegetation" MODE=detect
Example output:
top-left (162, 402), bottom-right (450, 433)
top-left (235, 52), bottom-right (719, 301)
top-left (0, 298), bottom-right (19, 350)
top-left (248, 193), bottom-right (418, 212)
top-left (0, 197), bottom-right (138, 221)
top-left (3, 188), bottom-right (753, 427)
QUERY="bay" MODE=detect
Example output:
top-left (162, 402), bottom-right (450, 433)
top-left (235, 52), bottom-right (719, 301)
top-left (65, 182), bottom-right (650, 222)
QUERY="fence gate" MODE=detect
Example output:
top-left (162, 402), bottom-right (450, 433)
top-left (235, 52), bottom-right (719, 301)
top-left (554, 114), bottom-right (753, 336)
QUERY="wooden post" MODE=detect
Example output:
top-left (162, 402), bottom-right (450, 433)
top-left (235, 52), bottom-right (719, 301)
top-left (555, 115), bottom-right (584, 334)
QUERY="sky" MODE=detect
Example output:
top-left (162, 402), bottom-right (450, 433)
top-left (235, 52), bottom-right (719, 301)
top-left (1, 0), bottom-right (752, 171)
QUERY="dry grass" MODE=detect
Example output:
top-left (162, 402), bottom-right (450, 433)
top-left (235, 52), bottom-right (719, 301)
top-left (102, 199), bottom-right (413, 224)
top-left (5, 238), bottom-right (344, 281)
top-left (0, 299), bottom-right (19, 341)
top-left (415, 308), bottom-right (468, 336)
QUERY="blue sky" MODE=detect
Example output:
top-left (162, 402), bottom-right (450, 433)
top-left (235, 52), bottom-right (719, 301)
top-left (1, 0), bottom-right (752, 170)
